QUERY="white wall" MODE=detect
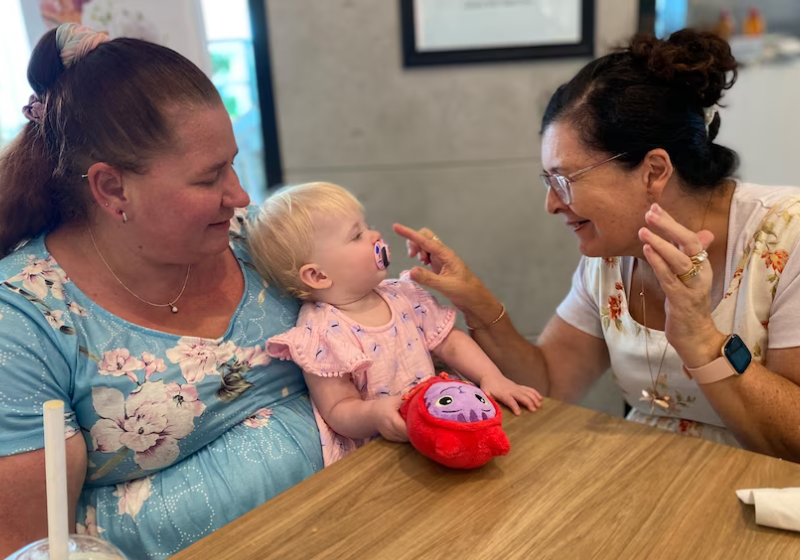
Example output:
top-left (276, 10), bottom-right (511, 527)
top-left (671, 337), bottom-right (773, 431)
top-left (717, 60), bottom-right (800, 188)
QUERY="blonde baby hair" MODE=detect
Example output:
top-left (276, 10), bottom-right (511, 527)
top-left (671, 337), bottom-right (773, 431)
top-left (247, 182), bottom-right (363, 300)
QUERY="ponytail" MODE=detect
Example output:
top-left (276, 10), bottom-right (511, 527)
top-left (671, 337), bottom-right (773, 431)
top-left (0, 123), bottom-right (61, 256)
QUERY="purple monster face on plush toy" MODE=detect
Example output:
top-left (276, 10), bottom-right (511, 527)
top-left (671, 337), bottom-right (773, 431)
top-left (423, 381), bottom-right (497, 423)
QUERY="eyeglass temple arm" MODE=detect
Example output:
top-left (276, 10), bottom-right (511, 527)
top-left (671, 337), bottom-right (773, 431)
top-left (568, 152), bottom-right (626, 179)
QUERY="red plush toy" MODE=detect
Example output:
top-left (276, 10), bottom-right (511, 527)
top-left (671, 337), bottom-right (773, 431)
top-left (400, 373), bottom-right (511, 469)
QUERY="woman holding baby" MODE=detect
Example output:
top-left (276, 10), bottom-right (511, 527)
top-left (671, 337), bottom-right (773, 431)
top-left (0, 21), bottom-right (535, 559)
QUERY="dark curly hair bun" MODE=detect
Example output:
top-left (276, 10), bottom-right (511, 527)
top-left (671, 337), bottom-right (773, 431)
top-left (629, 29), bottom-right (738, 108)
top-left (541, 28), bottom-right (740, 192)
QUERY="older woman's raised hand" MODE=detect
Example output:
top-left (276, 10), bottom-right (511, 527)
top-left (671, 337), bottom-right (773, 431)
top-left (393, 223), bottom-right (487, 313)
top-left (639, 203), bottom-right (726, 368)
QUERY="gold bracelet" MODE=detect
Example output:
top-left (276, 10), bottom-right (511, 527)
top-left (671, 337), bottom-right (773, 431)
top-left (467, 303), bottom-right (506, 331)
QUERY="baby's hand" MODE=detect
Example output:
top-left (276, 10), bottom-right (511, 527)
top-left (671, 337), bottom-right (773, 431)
top-left (480, 376), bottom-right (543, 415)
top-left (371, 395), bottom-right (409, 442)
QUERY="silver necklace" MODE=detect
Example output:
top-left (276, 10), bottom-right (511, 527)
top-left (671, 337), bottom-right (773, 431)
top-left (88, 227), bottom-right (191, 313)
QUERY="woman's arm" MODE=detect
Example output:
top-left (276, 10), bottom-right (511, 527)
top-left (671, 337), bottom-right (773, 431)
top-left (303, 372), bottom-right (408, 442)
top-left (393, 224), bottom-right (611, 402)
top-left (698, 347), bottom-right (800, 461)
top-left (0, 435), bottom-right (87, 557)
top-left (641, 202), bottom-right (800, 461)
top-left (432, 329), bottom-right (543, 413)
top-left (472, 312), bottom-right (611, 403)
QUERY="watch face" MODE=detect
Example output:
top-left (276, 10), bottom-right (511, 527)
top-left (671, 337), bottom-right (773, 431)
top-left (724, 334), bottom-right (752, 374)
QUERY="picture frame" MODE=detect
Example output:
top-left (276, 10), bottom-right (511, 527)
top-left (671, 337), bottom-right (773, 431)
top-left (248, 0), bottom-right (284, 190)
top-left (400, 0), bottom-right (595, 67)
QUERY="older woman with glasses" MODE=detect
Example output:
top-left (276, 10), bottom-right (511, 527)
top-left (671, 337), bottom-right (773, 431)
top-left (395, 29), bottom-right (800, 462)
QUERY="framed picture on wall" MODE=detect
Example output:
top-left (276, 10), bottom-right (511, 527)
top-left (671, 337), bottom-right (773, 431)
top-left (401, 0), bottom-right (594, 67)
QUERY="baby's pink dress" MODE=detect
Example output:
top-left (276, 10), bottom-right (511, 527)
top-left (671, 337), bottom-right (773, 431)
top-left (267, 274), bottom-right (456, 466)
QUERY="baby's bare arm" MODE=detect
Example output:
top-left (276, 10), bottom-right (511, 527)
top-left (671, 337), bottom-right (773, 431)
top-left (304, 372), bottom-right (407, 442)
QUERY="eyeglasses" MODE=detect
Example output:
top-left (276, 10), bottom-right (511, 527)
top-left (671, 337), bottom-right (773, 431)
top-left (540, 153), bottom-right (626, 205)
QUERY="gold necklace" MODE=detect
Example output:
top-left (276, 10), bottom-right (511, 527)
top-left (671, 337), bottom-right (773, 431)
top-left (639, 271), bottom-right (671, 413)
top-left (639, 194), bottom-right (713, 414)
top-left (88, 227), bottom-right (191, 313)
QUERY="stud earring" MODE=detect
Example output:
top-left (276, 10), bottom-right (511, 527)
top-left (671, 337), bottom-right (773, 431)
top-left (120, 210), bottom-right (128, 224)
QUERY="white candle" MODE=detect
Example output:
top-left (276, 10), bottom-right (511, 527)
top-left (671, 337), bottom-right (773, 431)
top-left (44, 400), bottom-right (69, 560)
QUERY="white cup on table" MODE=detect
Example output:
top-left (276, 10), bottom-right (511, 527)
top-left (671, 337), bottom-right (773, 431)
top-left (5, 534), bottom-right (126, 559)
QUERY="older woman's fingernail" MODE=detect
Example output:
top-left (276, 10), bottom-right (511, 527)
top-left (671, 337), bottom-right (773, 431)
top-left (651, 203), bottom-right (662, 214)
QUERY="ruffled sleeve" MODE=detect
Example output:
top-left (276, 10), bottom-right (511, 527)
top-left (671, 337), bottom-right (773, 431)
top-left (394, 272), bottom-right (456, 351)
top-left (267, 325), bottom-right (372, 377)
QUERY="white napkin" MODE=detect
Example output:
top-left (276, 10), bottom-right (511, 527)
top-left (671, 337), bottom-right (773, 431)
top-left (736, 488), bottom-right (800, 532)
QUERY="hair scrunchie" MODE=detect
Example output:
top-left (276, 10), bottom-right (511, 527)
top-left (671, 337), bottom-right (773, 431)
top-left (55, 23), bottom-right (110, 69)
top-left (22, 94), bottom-right (45, 125)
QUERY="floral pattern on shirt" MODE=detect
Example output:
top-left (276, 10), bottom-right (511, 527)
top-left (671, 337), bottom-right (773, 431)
top-left (98, 349), bottom-right (145, 384)
top-left (267, 273), bottom-right (457, 467)
top-left (626, 410), bottom-right (736, 446)
top-left (2, 255), bottom-right (75, 335)
top-left (229, 206), bottom-right (248, 241)
top-left (166, 338), bottom-right (237, 384)
top-left (601, 293), bottom-right (626, 333)
top-left (588, 195), bottom-right (800, 446)
top-left (242, 408), bottom-right (273, 428)
top-left (0, 208), bottom-right (321, 560)
top-left (112, 476), bottom-right (154, 520)
top-left (725, 202), bottom-right (800, 299)
top-left (6, 255), bottom-right (69, 300)
top-left (90, 380), bottom-right (203, 474)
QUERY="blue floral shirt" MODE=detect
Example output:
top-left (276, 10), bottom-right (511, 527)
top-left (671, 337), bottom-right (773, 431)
top-left (0, 208), bottom-right (322, 558)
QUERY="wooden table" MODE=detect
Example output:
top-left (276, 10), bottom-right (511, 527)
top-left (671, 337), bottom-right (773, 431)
top-left (173, 399), bottom-right (800, 560)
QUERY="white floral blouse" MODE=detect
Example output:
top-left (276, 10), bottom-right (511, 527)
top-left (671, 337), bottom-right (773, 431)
top-left (558, 185), bottom-right (800, 446)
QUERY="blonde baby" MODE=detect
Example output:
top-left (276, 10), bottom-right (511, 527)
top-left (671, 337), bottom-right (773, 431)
top-left (250, 183), bottom-right (541, 466)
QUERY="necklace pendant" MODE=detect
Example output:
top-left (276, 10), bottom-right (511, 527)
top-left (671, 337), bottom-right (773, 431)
top-left (640, 390), bottom-right (657, 414)
top-left (640, 389), bottom-right (672, 412)
top-left (654, 397), bottom-right (671, 409)
top-left (171, 305), bottom-right (178, 314)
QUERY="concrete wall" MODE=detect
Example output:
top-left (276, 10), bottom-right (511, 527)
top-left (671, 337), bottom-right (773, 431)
top-left (264, 0), bottom-right (639, 415)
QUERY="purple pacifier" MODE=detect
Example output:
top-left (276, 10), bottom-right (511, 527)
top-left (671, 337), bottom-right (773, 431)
top-left (374, 239), bottom-right (391, 270)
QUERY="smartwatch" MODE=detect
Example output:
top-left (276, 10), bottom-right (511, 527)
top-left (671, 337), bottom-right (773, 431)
top-left (683, 334), bottom-right (752, 385)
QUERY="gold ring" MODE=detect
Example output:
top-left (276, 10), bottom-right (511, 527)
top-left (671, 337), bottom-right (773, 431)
top-left (689, 250), bottom-right (708, 266)
top-left (677, 264), bottom-right (701, 282)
